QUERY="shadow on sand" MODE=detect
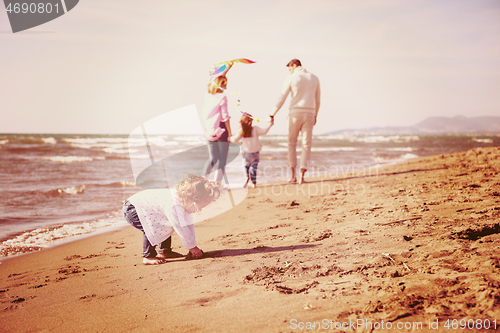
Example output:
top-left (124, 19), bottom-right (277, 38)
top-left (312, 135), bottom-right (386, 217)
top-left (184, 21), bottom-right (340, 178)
top-left (170, 244), bottom-right (318, 261)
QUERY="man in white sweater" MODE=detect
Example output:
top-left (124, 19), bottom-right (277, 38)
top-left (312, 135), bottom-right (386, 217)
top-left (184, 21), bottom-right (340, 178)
top-left (270, 59), bottom-right (321, 184)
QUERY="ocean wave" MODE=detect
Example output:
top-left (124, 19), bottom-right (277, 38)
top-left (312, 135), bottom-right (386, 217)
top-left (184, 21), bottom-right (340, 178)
top-left (27, 182), bottom-right (133, 198)
top-left (47, 185), bottom-right (86, 196)
top-left (72, 143), bottom-right (132, 153)
top-left (103, 147), bottom-right (130, 154)
top-left (373, 153), bottom-right (419, 164)
top-left (129, 135), bottom-right (188, 143)
top-left (41, 137), bottom-right (57, 144)
top-left (473, 138), bottom-right (494, 144)
top-left (0, 217), bottom-right (127, 257)
top-left (128, 136), bottom-right (181, 148)
top-left (384, 147), bottom-right (414, 152)
top-left (152, 141), bottom-right (180, 147)
top-left (64, 137), bottom-right (133, 152)
top-left (104, 155), bottom-right (131, 160)
top-left (276, 135), bottom-right (421, 145)
top-left (7, 185), bottom-right (87, 206)
top-left (94, 181), bottom-right (137, 188)
top-left (315, 134), bottom-right (347, 140)
top-left (373, 156), bottom-right (386, 164)
top-left (2, 136), bottom-right (63, 145)
top-left (402, 153), bottom-right (419, 159)
top-left (66, 136), bottom-right (185, 152)
top-left (263, 146), bottom-right (359, 153)
top-left (316, 134), bottom-right (421, 143)
top-left (63, 137), bottom-right (129, 145)
top-left (313, 147), bottom-right (359, 152)
top-left (117, 180), bottom-right (137, 187)
top-left (42, 156), bottom-right (104, 163)
top-left (351, 135), bottom-right (420, 143)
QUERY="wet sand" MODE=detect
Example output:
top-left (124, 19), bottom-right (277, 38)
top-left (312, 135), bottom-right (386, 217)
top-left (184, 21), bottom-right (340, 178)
top-left (1, 147), bottom-right (500, 332)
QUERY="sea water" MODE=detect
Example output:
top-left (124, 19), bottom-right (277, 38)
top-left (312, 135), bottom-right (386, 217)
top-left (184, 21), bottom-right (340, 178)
top-left (0, 133), bottom-right (498, 257)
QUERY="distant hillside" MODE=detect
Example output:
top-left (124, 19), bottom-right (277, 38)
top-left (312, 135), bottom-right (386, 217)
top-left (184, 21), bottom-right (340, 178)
top-left (327, 116), bottom-right (500, 135)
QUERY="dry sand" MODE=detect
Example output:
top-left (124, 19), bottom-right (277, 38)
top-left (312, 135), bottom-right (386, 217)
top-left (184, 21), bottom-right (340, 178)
top-left (1, 147), bottom-right (500, 332)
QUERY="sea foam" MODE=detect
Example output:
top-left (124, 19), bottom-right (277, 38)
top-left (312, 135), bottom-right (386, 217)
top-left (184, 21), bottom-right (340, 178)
top-left (0, 217), bottom-right (127, 257)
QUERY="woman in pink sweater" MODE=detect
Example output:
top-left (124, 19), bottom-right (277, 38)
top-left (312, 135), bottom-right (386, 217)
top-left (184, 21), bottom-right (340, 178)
top-left (200, 75), bottom-right (233, 184)
top-left (230, 114), bottom-right (273, 188)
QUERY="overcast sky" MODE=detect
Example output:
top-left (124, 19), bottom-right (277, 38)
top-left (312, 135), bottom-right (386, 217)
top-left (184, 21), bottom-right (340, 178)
top-left (1, 0), bottom-right (499, 135)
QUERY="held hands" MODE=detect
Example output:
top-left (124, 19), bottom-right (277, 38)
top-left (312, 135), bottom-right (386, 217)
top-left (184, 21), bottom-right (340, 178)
top-left (269, 115), bottom-right (275, 125)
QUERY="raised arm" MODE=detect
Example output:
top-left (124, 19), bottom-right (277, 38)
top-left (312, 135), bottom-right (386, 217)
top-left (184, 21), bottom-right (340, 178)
top-left (254, 118), bottom-right (274, 136)
top-left (216, 61), bottom-right (233, 77)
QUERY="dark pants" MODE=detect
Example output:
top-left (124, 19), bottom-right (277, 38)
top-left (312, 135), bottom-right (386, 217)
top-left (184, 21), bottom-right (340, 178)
top-left (122, 201), bottom-right (171, 258)
top-left (203, 122), bottom-right (230, 183)
top-left (203, 141), bottom-right (230, 183)
top-left (243, 152), bottom-right (259, 184)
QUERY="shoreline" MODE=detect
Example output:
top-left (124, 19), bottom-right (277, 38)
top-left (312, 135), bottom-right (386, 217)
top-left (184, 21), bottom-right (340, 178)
top-left (2, 133), bottom-right (499, 257)
top-left (1, 146), bottom-right (500, 332)
top-left (0, 156), bottom-right (385, 259)
top-left (0, 223), bottom-right (129, 262)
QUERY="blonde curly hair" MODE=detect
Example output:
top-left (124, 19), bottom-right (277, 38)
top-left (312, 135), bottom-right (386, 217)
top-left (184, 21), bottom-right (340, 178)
top-left (207, 75), bottom-right (227, 94)
top-left (175, 175), bottom-right (221, 212)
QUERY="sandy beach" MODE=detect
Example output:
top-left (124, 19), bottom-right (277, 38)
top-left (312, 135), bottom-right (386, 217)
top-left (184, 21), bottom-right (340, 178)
top-left (1, 147), bottom-right (500, 332)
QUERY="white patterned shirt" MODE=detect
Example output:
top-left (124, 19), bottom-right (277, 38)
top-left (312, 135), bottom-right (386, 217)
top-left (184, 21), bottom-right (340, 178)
top-left (128, 189), bottom-right (196, 249)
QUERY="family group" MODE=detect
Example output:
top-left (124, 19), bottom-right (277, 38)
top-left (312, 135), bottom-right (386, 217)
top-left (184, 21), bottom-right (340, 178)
top-left (123, 59), bottom-right (321, 264)
top-left (201, 58), bottom-right (321, 187)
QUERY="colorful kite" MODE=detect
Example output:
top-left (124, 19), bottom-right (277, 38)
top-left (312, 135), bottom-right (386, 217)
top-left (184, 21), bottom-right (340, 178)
top-left (209, 58), bottom-right (263, 122)
top-left (209, 58), bottom-right (255, 77)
